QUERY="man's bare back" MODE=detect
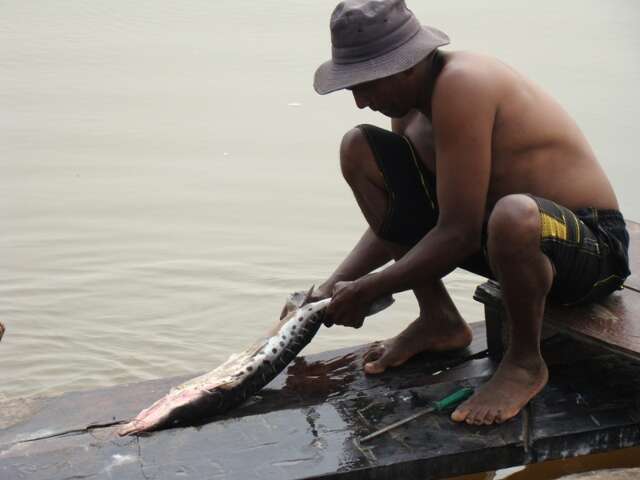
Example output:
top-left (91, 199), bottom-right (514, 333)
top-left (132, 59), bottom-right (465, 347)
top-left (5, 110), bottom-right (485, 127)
top-left (398, 51), bottom-right (618, 213)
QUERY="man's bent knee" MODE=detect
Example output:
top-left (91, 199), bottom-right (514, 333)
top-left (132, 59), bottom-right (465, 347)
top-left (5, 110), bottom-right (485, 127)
top-left (488, 194), bottom-right (541, 258)
top-left (339, 127), bottom-right (379, 184)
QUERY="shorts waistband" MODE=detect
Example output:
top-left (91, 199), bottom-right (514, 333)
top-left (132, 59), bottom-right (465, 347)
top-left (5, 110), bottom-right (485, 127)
top-left (573, 208), bottom-right (624, 219)
top-left (573, 208), bottom-right (626, 227)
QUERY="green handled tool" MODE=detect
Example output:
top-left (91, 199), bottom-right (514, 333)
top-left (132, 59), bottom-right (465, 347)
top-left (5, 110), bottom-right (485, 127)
top-left (360, 387), bottom-right (474, 443)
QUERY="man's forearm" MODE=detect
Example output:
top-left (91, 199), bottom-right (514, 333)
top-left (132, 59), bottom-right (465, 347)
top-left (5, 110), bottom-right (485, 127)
top-left (362, 225), bottom-right (477, 299)
top-left (321, 228), bottom-right (391, 291)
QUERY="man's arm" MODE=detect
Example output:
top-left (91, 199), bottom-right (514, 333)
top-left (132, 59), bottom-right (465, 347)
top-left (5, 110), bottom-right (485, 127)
top-left (318, 227), bottom-right (391, 296)
top-left (328, 70), bottom-right (496, 324)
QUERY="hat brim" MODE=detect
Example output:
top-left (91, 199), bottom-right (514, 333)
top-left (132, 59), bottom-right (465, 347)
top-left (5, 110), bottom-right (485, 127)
top-left (313, 25), bottom-right (450, 95)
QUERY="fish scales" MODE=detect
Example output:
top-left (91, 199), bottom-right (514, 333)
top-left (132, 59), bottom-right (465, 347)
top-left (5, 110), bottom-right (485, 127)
top-left (118, 293), bottom-right (393, 436)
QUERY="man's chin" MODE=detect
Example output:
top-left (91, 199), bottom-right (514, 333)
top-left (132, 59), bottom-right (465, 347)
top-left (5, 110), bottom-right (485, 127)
top-left (381, 108), bottom-right (408, 118)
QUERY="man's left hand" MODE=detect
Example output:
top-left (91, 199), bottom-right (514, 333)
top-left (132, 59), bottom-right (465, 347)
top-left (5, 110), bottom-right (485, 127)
top-left (325, 279), bottom-right (374, 328)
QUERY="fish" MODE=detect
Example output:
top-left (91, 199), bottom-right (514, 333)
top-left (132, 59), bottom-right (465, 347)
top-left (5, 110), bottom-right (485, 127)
top-left (117, 287), bottom-right (393, 436)
top-left (0, 321), bottom-right (4, 342)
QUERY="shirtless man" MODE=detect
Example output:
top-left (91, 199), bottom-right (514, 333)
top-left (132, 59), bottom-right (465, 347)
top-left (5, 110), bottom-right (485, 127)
top-left (309, 0), bottom-right (630, 424)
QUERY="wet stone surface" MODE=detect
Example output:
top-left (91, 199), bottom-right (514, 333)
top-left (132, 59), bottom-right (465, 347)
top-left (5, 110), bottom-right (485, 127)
top-left (1, 323), bottom-right (639, 479)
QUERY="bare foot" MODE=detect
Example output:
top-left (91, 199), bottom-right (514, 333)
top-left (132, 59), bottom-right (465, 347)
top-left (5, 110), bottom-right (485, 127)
top-left (363, 315), bottom-right (472, 374)
top-left (451, 355), bottom-right (548, 425)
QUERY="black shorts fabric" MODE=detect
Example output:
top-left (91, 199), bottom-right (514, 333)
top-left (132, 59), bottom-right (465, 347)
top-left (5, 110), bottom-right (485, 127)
top-left (356, 123), bottom-right (631, 306)
top-left (529, 197), bottom-right (630, 304)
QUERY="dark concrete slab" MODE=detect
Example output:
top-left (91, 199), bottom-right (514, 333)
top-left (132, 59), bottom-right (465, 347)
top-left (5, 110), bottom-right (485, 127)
top-left (2, 323), bottom-right (640, 480)
top-left (529, 351), bottom-right (640, 464)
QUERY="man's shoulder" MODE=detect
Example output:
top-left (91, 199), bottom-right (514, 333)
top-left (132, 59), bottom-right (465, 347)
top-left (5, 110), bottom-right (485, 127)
top-left (435, 51), bottom-right (498, 101)
top-left (432, 52), bottom-right (499, 127)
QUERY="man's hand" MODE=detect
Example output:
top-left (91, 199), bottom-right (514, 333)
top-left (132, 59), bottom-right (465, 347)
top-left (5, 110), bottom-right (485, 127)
top-left (325, 279), bottom-right (375, 328)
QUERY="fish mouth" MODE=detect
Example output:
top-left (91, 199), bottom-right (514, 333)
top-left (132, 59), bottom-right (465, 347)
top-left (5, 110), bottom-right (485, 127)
top-left (118, 420), bottom-right (145, 436)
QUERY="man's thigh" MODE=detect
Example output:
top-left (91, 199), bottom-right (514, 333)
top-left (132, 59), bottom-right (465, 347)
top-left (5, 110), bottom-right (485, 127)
top-left (357, 124), bottom-right (438, 245)
top-left (526, 196), bottom-right (630, 305)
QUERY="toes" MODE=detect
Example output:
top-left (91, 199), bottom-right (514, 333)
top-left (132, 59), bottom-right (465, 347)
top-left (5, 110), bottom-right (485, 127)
top-left (363, 344), bottom-right (409, 374)
top-left (482, 408), bottom-right (498, 425)
top-left (363, 344), bottom-right (392, 374)
top-left (364, 351), bottom-right (395, 374)
top-left (451, 403), bottom-right (471, 423)
top-left (364, 358), bottom-right (388, 374)
top-left (470, 407), bottom-right (490, 425)
top-left (451, 389), bottom-right (527, 426)
top-left (465, 413), bottom-right (476, 425)
top-left (363, 344), bottom-right (384, 364)
top-left (452, 399), bottom-right (487, 426)
top-left (477, 407), bottom-right (499, 425)
top-left (455, 405), bottom-right (513, 426)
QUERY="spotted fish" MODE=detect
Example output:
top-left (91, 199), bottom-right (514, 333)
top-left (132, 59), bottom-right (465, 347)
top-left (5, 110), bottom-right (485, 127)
top-left (118, 288), bottom-right (393, 435)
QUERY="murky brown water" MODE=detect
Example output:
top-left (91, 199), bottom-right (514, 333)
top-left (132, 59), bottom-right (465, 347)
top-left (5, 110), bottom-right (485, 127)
top-left (2, 0), bottom-right (639, 477)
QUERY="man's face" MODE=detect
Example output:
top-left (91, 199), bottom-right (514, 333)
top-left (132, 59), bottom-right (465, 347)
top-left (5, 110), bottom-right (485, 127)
top-left (348, 73), bottom-right (412, 118)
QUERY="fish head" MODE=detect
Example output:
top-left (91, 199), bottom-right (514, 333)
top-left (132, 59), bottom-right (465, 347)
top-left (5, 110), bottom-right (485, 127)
top-left (118, 387), bottom-right (210, 436)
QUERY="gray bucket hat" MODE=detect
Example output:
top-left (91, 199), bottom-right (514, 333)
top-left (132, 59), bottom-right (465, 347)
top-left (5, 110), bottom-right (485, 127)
top-left (314, 0), bottom-right (449, 95)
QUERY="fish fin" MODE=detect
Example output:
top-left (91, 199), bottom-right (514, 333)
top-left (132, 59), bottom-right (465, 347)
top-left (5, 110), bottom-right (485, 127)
top-left (280, 288), bottom-right (310, 319)
top-left (300, 285), bottom-right (315, 307)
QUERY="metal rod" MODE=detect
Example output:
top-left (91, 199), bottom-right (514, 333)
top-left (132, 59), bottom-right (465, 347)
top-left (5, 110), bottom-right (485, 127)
top-left (359, 387), bottom-right (474, 443)
top-left (360, 407), bottom-right (435, 442)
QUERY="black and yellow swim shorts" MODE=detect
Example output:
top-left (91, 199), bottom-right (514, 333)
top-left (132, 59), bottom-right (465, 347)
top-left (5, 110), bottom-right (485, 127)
top-left (357, 123), bottom-right (631, 306)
